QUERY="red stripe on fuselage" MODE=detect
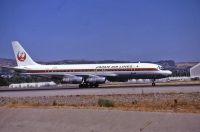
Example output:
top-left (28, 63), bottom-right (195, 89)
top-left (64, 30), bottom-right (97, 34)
top-left (28, 68), bottom-right (158, 73)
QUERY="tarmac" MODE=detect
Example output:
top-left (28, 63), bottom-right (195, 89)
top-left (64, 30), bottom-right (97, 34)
top-left (0, 108), bottom-right (199, 132)
top-left (0, 85), bottom-right (200, 97)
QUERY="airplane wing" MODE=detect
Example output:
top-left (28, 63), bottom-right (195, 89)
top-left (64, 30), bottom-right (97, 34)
top-left (0, 66), bottom-right (27, 73)
top-left (21, 72), bottom-right (117, 79)
top-left (1, 66), bottom-right (18, 70)
top-left (2, 65), bottom-right (118, 82)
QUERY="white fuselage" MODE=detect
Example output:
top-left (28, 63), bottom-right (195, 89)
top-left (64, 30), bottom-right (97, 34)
top-left (11, 41), bottom-right (172, 86)
top-left (16, 63), bottom-right (172, 80)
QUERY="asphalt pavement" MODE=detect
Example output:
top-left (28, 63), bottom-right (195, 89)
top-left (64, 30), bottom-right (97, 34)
top-left (0, 108), bottom-right (199, 132)
top-left (0, 85), bottom-right (200, 97)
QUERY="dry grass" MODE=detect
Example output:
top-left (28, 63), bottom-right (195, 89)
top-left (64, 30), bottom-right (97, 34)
top-left (2, 93), bottom-right (200, 113)
top-left (113, 100), bottom-right (200, 113)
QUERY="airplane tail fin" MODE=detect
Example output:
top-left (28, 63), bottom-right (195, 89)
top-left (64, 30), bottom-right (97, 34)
top-left (12, 41), bottom-right (39, 66)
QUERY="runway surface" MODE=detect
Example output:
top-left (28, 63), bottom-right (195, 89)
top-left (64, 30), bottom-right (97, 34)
top-left (0, 85), bottom-right (200, 97)
top-left (0, 108), bottom-right (199, 132)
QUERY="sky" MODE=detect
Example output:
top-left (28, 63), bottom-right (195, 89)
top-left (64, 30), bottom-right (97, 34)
top-left (0, 0), bottom-right (200, 62)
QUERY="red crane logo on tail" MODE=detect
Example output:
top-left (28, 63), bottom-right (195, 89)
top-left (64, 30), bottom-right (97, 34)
top-left (17, 52), bottom-right (26, 62)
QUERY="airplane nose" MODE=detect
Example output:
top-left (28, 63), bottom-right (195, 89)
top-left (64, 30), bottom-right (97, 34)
top-left (160, 70), bottom-right (172, 77)
top-left (166, 70), bottom-right (172, 76)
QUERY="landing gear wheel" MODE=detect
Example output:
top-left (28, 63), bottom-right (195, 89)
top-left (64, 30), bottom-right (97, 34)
top-left (79, 84), bottom-right (83, 88)
top-left (89, 84), bottom-right (93, 88)
top-left (79, 83), bottom-right (99, 88)
top-left (94, 83), bottom-right (99, 88)
top-left (79, 84), bottom-right (88, 88)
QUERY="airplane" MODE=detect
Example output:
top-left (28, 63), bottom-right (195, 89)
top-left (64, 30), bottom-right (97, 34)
top-left (6, 41), bottom-right (172, 88)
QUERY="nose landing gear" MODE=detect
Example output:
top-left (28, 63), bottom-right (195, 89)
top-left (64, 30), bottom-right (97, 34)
top-left (152, 79), bottom-right (156, 86)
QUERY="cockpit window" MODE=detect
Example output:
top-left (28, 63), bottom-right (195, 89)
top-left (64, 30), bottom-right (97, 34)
top-left (158, 65), bottom-right (165, 70)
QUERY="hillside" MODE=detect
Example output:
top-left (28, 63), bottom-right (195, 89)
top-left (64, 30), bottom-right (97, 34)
top-left (0, 58), bottom-right (16, 67)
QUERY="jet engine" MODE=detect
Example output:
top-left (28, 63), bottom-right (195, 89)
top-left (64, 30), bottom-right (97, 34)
top-left (85, 77), bottom-right (106, 84)
top-left (62, 76), bottom-right (83, 84)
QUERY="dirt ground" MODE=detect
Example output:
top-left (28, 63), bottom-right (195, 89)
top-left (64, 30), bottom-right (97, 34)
top-left (1, 92), bottom-right (200, 113)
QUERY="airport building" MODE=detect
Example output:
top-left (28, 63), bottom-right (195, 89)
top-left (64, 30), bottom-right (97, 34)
top-left (190, 63), bottom-right (200, 78)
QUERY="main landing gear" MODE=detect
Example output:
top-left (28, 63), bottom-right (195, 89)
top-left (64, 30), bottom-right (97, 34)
top-left (79, 83), bottom-right (99, 88)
